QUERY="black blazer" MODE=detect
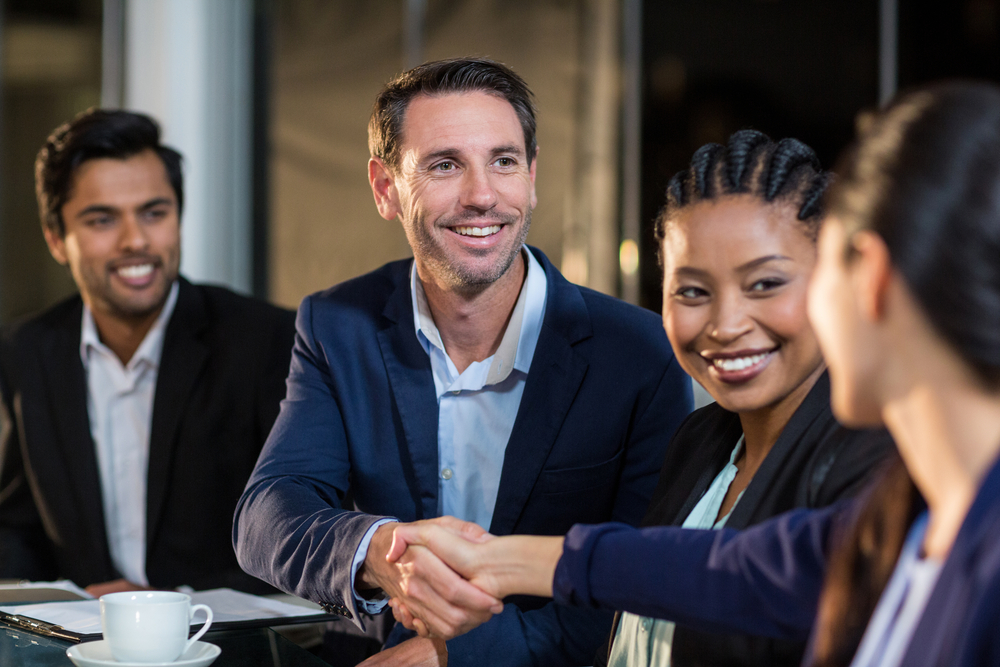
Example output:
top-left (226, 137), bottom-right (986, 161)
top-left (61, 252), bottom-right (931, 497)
top-left (0, 277), bottom-right (295, 593)
top-left (596, 373), bottom-right (895, 667)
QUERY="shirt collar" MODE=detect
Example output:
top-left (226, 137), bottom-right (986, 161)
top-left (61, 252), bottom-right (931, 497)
top-left (80, 280), bottom-right (180, 372)
top-left (728, 434), bottom-right (745, 465)
top-left (410, 246), bottom-right (548, 385)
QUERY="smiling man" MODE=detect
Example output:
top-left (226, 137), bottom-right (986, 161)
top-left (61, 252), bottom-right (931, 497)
top-left (0, 109), bottom-right (295, 595)
top-left (233, 59), bottom-right (692, 667)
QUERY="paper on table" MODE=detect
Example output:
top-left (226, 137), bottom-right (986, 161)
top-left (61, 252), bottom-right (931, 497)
top-left (0, 580), bottom-right (93, 599)
top-left (185, 589), bottom-right (324, 622)
top-left (0, 588), bottom-right (325, 635)
top-left (2, 599), bottom-right (103, 635)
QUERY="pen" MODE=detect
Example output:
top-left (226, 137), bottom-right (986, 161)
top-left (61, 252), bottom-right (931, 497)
top-left (0, 611), bottom-right (82, 643)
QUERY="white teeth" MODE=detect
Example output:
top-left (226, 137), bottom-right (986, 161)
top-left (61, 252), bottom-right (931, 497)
top-left (454, 225), bottom-right (501, 237)
top-left (712, 352), bottom-right (769, 372)
top-left (117, 264), bottom-right (153, 279)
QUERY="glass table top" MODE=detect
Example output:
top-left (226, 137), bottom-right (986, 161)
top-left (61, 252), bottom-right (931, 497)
top-left (0, 625), bottom-right (330, 667)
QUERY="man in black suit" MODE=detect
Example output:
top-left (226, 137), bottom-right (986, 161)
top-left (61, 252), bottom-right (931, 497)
top-left (0, 110), bottom-right (295, 595)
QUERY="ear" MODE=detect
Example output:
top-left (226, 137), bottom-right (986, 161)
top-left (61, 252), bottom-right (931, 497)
top-left (369, 157), bottom-right (401, 221)
top-left (43, 225), bottom-right (69, 265)
top-left (850, 230), bottom-right (893, 321)
top-left (528, 147), bottom-right (539, 210)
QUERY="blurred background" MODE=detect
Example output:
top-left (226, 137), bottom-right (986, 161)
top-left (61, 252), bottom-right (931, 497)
top-left (0, 0), bottom-right (997, 324)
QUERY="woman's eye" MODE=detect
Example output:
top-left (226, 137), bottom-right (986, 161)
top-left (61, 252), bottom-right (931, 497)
top-left (676, 286), bottom-right (707, 299)
top-left (749, 278), bottom-right (785, 292)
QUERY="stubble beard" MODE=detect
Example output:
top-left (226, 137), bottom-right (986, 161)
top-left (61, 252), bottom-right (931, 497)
top-left (410, 209), bottom-right (532, 291)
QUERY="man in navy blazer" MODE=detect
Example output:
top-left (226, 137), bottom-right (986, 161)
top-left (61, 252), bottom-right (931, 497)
top-left (233, 58), bottom-right (692, 667)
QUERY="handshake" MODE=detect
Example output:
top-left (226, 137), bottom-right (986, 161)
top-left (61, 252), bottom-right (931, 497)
top-left (356, 516), bottom-right (564, 641)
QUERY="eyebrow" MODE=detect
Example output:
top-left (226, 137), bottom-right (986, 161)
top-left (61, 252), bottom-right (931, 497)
top-left (671, 255), bottom-right (793, 278)
top-left (75, 197), bottom-right (174, 219)
top-left (735, 254), bottom-right (792, 272)
top-left (489, 144), bottom-right (524, 157)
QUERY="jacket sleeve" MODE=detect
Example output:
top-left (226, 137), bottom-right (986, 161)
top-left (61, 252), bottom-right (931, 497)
top-left (233, 296), bottom-right (393, 625)
top-left (553, 504), bottom-right (850, 641)
top-left (254, 308), bottom-right (297, 459)
top-left (0, 365), bottom-right (57, 581)
top-left (179, 306), bottom-right (298, 596)
top-left (444, 356), bottom-right (694, 666)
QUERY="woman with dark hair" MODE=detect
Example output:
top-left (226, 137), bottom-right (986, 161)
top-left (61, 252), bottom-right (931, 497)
top-left (386, 81), bottom-right (1000, 666)
top-left (593, 130), bottom-right (891, 667)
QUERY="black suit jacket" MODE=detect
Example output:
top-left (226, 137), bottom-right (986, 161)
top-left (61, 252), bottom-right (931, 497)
top-left (595, 373), bottom-right (895, 667)
top-left (0, 277), bottom-right (295, 593)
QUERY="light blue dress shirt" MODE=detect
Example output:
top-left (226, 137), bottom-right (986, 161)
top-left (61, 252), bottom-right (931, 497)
top-left (412, 247), bottom-right (547, 529)
top-left (350, 248), bottom-right (547, 612)
top-left (609, 436), bottom-right (746, 667)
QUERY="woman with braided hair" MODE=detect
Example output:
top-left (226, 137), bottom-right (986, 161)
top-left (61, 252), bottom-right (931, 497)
top-left (587, 130), bottom-right (893, 667)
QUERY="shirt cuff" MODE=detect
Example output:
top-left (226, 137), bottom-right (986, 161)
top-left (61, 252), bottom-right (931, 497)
top-left (351, 518), bottom-right (399, 614)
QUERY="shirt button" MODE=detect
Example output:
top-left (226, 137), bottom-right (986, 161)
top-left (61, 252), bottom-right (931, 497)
top-left (440, 468), bottom-right (453, 480)
top-left (450, 389), bottom-right (460, 395)
top-left (641, 618), bottom-right (652, 631)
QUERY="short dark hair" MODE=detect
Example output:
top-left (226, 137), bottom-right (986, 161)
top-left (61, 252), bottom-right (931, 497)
top-left (35, 108), bottom-right (184, 237)
top-left (368, 57), bottom-right (537, 171)
top-left (655, 129), bottom-right (832, 245)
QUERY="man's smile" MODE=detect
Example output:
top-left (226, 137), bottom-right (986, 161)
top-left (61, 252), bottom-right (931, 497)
top-left (453, 225), bottom-right (502, 237)
top-left (109, 257), bottom-right (162, 289)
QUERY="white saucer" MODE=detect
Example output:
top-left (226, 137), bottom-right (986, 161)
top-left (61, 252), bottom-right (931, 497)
top-left (66, 640), bottom-right (221, 667)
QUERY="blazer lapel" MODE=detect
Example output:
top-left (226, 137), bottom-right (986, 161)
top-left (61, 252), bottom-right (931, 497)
top-left (377, 263), bottom-right (440, 520)
top-left (146, 279), bottom-right (209, 546)
top-left (490, 251), bottom-right (592, 535)
top-left (669, 414), bottom-right (744, 526)
top-left (41, 300), bottom-right (112, 568)
top-left (727, 372), bottom-right (831, 528)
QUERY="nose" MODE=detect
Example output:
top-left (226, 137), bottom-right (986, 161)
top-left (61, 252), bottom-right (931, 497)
top-left (460, 164), bottom-right (498, 212)
top-left (118, 214), bottom-right (150, 253)
top-left (706, 291), bottom-right (753, 344)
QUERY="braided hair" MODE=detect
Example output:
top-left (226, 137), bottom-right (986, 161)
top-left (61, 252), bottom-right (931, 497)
top-left (655, 129), bottom-right (832, 245)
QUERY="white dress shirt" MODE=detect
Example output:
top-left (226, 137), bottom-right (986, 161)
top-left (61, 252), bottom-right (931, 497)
top-left (350, 248), bottom-right (547, 611)
top-left (80, 281), bottom-right (179, 586)
top-left (609, 436), bottom-right (746, 667)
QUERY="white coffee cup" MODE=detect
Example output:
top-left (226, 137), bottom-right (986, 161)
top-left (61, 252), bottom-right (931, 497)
top-left (100, 591), bottom-right (213, 663)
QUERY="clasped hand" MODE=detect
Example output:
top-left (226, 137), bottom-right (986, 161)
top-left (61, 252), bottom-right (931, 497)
top-left (361, 516), bottom-right (562, 641)
top-left (359, 516), bottom-right (503, 641)
top-left (379, 516), bottom-right (509, 639)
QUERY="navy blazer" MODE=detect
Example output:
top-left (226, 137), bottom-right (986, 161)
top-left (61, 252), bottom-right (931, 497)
top-left (234, 247), bottom-right (693, 666)
top-left (555, 454), bottom-right (1000, 666)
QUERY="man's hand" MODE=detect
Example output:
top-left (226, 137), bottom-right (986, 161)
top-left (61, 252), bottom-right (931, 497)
top-left (84, 579), bottom-right (152, 597)
top-left (358, 637), bottom-right (447, 667)
top-left (357, 519), bottom-right (502, 639)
